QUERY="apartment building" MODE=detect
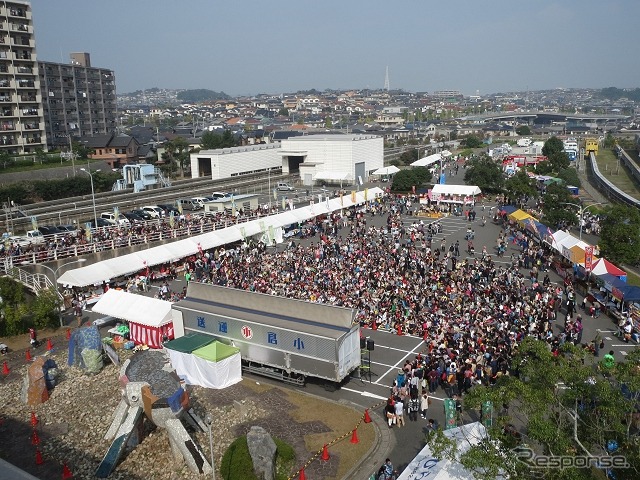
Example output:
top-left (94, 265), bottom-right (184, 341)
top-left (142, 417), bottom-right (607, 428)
top-left (0, 0), bottom-right (47, 154)
top-left (39, 52), bottom-right (117, 149)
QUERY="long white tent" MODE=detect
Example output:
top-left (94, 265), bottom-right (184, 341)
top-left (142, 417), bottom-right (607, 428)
top-left (411, 153), bottom-right (442, 167)
top-left (431, 184), bottom-right (482, 196)
top-left (58, 187), bottom-right (384, 287)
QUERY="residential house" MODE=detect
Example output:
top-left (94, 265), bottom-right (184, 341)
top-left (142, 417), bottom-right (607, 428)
top-left (81, 133), bottom-right (139, 168)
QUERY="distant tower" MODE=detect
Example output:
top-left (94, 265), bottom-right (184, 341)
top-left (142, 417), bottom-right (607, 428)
top-left (384, 66), bottom-right (390, 92)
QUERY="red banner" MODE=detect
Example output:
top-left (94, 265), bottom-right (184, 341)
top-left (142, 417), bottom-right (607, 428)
top-left (584, 246), bottom-right (594, 272)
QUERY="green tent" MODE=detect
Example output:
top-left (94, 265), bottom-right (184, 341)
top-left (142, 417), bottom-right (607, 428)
top-left (193, 341), bottom-right (240, 362)
top-left (164, 333), bottom-right (213, 353)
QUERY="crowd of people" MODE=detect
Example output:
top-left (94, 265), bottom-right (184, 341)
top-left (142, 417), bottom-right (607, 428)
top-left (171, 193), bottom-right (593, 401)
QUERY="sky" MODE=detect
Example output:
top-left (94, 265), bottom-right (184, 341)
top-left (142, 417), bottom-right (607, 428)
top-left (30, 0), bottom-right (640, 97)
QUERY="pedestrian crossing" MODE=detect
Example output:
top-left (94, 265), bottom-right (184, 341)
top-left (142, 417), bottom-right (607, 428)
top-left (597, 329), bottom-right (637, 357)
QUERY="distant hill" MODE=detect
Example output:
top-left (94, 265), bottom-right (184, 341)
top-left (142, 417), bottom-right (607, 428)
top-left (597, 87), bottom-right (640, 102)
top-left (177, 89), bottom-right (231, 103)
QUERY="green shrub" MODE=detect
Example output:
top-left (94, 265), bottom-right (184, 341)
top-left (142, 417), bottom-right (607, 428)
top-left (220, 435), bottom-right (296, 480)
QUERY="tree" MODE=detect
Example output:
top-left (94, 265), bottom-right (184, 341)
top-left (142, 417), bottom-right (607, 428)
top-left (464, 135), bottom-right (484, 149)
top-left (541, 183), bottom-right (578, 229)
top-left (30, 288), bottom-right (59, 330)
top-left (278, 107), bottom-right (289, 117)
top-left (542, 136), bottom-right (565, 157)
top-left (548, 151), bottom-right (571, 172)
top-left (463, 156), bottom-right (504, 193)
top-left (516, 125), bottom-right (531, 136)
top-left (556, 168), bottom-right (581, 188)
top-left (598, 204), bottom-right (640, 265)
top-left (505, 169), bottom-right (537, 201)
top-left (427, 339), bottom-right (640, 480)
top-left (391, 167), bottom-right (431, 192)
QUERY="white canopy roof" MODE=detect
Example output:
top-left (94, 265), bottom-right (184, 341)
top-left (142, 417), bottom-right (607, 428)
top-left (92, 289), bottom-right (173, 327)
top-left (397, 422), bottom-right (499, 480)
top-left (431, 184), bottom-right (481, 196)
top-left (313, 171), bottom-right (350, 181)
top-left (58, 187), bottom-right (383, 287)
top-left (440, 149), bottom-right (453, 157)
top-left (372, 165), bottom-right (400, 176)
top-left (411, 153), bottom-right (441, 167)
top-left (547, 229), bottom-right (571, 249)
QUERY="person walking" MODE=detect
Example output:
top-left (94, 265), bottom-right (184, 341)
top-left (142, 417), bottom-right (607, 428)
top-left (394, 398), bottom-right (405, 427)
top-left (420, 392), bottom-right (430, 419)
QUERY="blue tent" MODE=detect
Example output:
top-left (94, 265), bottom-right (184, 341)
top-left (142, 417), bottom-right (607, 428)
top-left (499, 205), bottom-right (518, 215)
top-left (620, 285), bottom-right (640, 302)
top-left (596, 273), bottom-right (627, 293)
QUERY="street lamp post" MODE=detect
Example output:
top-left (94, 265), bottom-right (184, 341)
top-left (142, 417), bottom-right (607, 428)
top-left (204, 414), bottom-right (216, 480)
top-left (80, 164), bottom-right (100, 228)
top-left (40, 259), bottom-right (87, 327)
top-left (560, 202), bottom-right (603, 240)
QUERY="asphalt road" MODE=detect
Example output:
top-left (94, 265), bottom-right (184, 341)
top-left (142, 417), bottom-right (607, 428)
top-left (63, 170), bottom-right (632, 477)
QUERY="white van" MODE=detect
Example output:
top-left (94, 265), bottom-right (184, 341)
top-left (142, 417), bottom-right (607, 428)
top-left (277, 182), bottom-right (295, 192)
top-left (142, 205), bottom-right (164, 218)
top-left (191, 197), bottom-right (209, 209)
top-left (100, 212), bottom-right (130, 226)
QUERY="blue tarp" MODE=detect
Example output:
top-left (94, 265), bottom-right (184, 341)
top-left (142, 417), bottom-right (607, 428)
top-left (499, 205), bottom-right (518, 214)
top-left (596, 273), bottom-right (627, 292)
top-left (68, 326), bottom-right (102, 369)
top-left (620, 285), bottom-right (640, 302)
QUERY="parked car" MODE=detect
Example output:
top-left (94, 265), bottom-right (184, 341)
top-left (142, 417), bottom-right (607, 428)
top-left (101, 212), bottom-right (130, 226)
top-left (122, 211), bottom-right (145, 222)
top-left (157, 204), bottom-right (180, 216)
top-left (210, 192), bottom-right (231, 200)
top-left (87, 218), bottom-right (113, 228)
top-left (277, 182), bottom-right (295, 192)
top-left (142, 206), bottom-right (164, 218)
top-left (38, 225), bottom-right (64, 236)
top-left (191, 197), bottom-right (209, 209)
top-left (131, 209), bottom-right (153, 220)
top-left (57, 224), bottom-right (78, 233)
top-left (178, 199), bottom-right (200, 211)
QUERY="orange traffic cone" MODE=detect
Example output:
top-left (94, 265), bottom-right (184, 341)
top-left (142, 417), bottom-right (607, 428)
top-left (363, 409), bottom-right (372, 424)
top-left (396, 324), bottom-right (403, 336)
top-left (321, 444), bottom-right (330, 461)
top-left (26, 349), bottom-right (32, 361)
top-left (46, 339), bottom-right (53, 351)
top-left (2, 361), bottom-right (9, 375)
top-left (66, 329), bottom-right (71, 340)
top-left (62, 463), bottom-right (73, 479)
top-left (35, 449), bottom-right (44, 465)
top-left (372, 322), bottom-right (377, 331)
top-left (31, 430), bottom-right (40, 445)
top-left (350, 428), bottom-right (359, 444)
top-left (31, 411), bottom-right (38, 427)
top-left (299, 468), bottom-right (306, 480)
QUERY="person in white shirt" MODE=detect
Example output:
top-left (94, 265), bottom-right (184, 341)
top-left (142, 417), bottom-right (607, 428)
top-left (394, 399), bottom-right (405, 427)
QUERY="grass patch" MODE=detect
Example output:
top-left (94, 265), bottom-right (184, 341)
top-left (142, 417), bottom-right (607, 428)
top-left (594, 149), bottom-right (640, 200)
top-left (284, 389), bottom-right (376, 479)
top-left (625, 270), bottom-right (640, 287)
top-left (220, 436), bottom-right (296, 480)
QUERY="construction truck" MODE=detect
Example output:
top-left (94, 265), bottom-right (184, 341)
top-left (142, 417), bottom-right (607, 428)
top-left (585, 138), bottom-right (599, 156)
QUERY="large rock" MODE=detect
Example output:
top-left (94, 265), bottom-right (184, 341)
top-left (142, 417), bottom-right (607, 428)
top-left (246, 426), bottom-right (277, 480)
top-left (25, 357), bottom-right (49, 406)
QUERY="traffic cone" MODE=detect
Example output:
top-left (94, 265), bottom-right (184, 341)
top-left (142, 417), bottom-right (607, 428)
top-left (364, 409), bottom-right (372, 424)
top-left (31, 430), bottom-right (40, 445)
top-left (66, 329), bottom-right (71, 340)
top-left (372, 322), bottom-right (377, 331)
top-left (62, 463), bottom-right (73, 479)
top-left (26, 349), bottom-right (32, 361)
top-left (350, 428), bottom-right (359, 444)
top-left (2, 361), bottom-right (8, 375)
top-left (31, 411), bottom-right (38, 427)
top-left (46, 339), bottom-right (53, 351)
top-left (299, 468), bottom-right (306, 480)
top-left (35, 449), bottom-right (44, 465)
top-left (321, 444), bottom-right (330, 461)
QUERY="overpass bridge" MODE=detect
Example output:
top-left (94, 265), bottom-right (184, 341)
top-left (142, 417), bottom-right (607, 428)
top-left (458, 111), bottom-right (630, 124)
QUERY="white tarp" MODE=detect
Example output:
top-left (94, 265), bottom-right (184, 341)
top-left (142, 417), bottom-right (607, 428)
top-left (92, 289), bottom-right (173, 328)
top-left (397, 422), bottom-right (496, 480)
top-left (313, 171), bottom-right (350, 181)
top-left (166, 346), bottom-right (242, 390)
top-left (411, 153), bottom-right (442, 167)
top-left (372, 165), bottom-right (400, 176)
top-left (431, 184), bottom-right (482, 196)
top-left (58, 187), bottom-right (384, 287)
top-left (547, 229), bottom-right (571, 250)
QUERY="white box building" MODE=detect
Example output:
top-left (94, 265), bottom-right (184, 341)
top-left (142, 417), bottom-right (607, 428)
top-left (281, 134), bottom-right (383, 186)
top-left (190, 134), bottom-right (384, 186)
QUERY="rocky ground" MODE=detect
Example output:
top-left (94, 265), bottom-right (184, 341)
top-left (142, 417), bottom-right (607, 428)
top-left (0, 331), bottom-right (374, 480)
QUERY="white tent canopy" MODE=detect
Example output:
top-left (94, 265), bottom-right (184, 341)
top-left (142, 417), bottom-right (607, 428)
top-left (313, 171), bottom-right (350, 181)
top-left (411, 153), bottom-right (441, 167)
top-left (397, 422), bottom-right (499, 480)
top-left (58, 187), bottom-right (384, 287)
top-left (92, 289), bottom-right (173, 327)
top-left (431, 184), bottom-right (482, 196)
top-left (372, 165), bottom-right (400, 176)
top-left (440, 149), bottom-right (453, 157)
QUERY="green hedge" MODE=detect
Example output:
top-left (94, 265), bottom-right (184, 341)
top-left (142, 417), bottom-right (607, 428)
top-left (220, 435), bottom-right (296, 480)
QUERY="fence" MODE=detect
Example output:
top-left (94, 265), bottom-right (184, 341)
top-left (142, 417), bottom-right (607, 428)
top-left (587, 151), bottom-right (640, 209)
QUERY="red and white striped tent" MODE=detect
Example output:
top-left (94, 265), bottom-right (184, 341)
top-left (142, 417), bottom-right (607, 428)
top-left (92, 289), bottom-right (174, 349)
